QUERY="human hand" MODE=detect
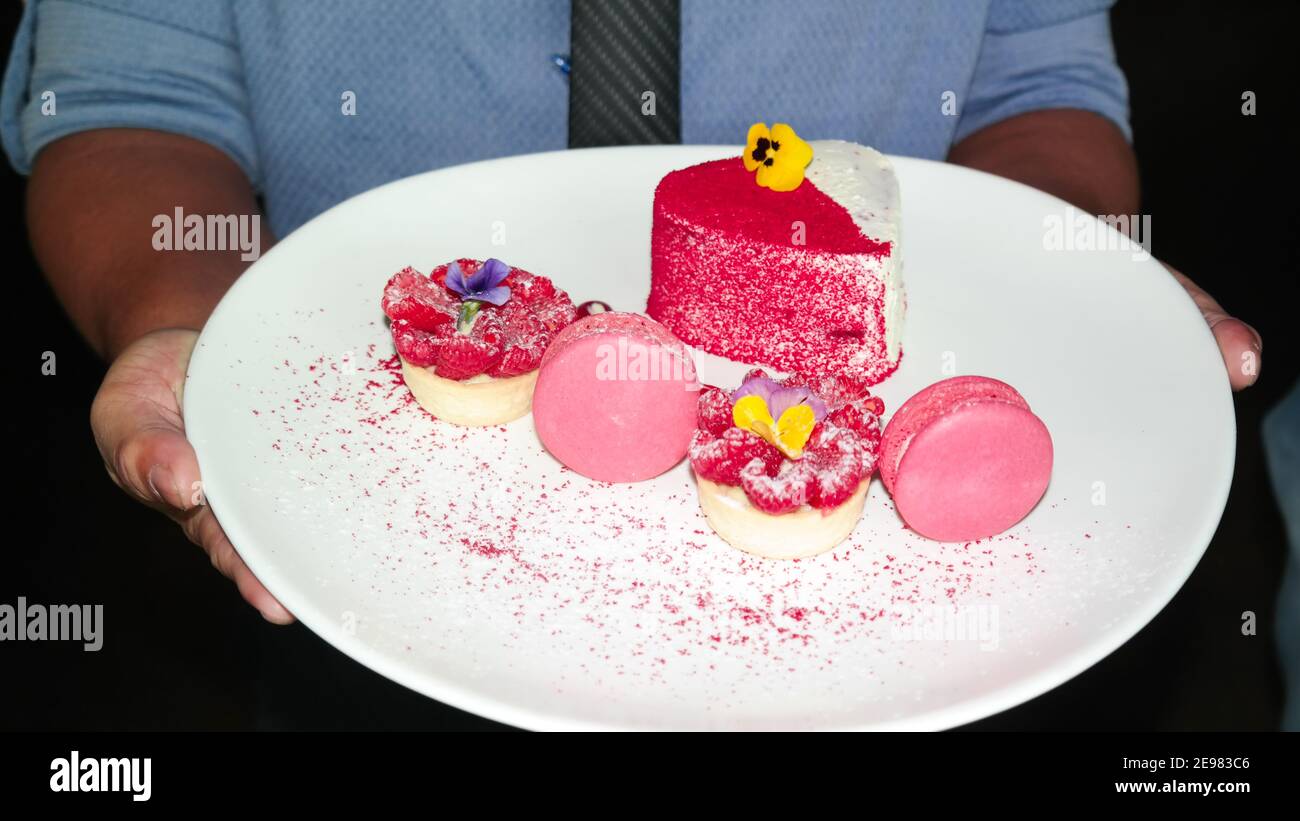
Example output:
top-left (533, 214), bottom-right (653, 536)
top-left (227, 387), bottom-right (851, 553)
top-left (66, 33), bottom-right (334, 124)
top-left (90, 328), bottom-right (294, 623)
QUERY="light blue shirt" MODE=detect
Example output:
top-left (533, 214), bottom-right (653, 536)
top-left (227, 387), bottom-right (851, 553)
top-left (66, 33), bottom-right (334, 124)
top-left (2, 0), bottom-right (1129, 238)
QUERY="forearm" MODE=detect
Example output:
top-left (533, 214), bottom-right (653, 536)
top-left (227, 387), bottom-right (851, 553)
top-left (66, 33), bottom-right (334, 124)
top-left (947, 109), bottom-right (1139, 218)
top-left (27, 129), bottom-right (269, 360)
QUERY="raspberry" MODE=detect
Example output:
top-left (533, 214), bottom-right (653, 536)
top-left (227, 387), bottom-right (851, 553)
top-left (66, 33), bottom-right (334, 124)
top-left (508, 270), bottom-right (556, 304)
top-left (689, 427), bottom-right (781, 486)
top-left (840, 399), bottom-right (884, 466)
top-left (827, 402), bottom-right (881, 440)
top-left (697, 386), bottom-right (734, 435)
top-left (382, 267), bottom-right (456, 331)
top-left (740, 458), bottom-right (816, 515)
top-left (491, 332), bottom-right (549, 377)
top-left (858, 440), bottom-right (881, 475)
top-left (802, 372), bottom-right (857, 409)
top-left (490, 301), bottom-right (551, 377)
top-left (755, 438), bottom-right (786, 475)
top-left (804, 428), bottom-right (864, 509)
top-left (825, 404), bottom-right (859, 433)
top-left (391, 319), bottom-right (446, 366)
top-left (468, 308), bottom-right (506, 344)
top-left (497, 298), bottom-right (546, 339)
top-left (857, 414), bottom-right (883, 460)
top-left (534, 292), bottom-right (577, 333)
top-left (434, 330), bottom-right (503, 380)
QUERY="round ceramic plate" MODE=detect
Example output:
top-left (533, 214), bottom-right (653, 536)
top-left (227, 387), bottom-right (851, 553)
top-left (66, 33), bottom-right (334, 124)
top-left (185, 146), bottom-right (1235, 730)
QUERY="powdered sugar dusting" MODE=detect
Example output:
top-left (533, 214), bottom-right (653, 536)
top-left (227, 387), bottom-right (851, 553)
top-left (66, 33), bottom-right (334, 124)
top-left (216, 320), bottom-right (1084, 728)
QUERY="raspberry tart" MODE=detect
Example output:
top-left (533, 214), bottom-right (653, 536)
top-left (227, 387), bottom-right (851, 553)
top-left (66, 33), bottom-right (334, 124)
top-left (648, 123), bottom-right (903, 387)
top-left (382, 258), bottom-right (576, 426)
top-left (688, 368), bottom-right (884, 559)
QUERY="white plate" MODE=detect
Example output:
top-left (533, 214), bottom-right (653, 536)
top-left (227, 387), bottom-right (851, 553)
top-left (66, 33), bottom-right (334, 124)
top-left (185, 146), bottom-right (1234, 730)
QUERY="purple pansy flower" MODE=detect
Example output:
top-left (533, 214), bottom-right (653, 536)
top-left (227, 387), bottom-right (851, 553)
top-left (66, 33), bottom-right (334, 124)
top-left (731, 374), bottom-right (827, 421)
top-left (446, 258), bottom-right (512, 306)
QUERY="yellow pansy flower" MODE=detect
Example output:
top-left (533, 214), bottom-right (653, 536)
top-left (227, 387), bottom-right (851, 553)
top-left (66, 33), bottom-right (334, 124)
top-left (742, 122), bottom-right (814, 192)
top-left (733, 394), bottom-right (818, 459)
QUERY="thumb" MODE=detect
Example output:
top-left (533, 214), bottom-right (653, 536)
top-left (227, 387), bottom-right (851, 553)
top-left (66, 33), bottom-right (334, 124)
top-left (91, 329), bottom-right (204, 509)
top-left (1164, 264), bottom-right (1262, 391)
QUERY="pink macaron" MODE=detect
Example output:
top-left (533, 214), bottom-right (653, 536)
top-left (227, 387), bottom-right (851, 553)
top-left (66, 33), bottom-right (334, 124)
top-left (532, 312), bottom-right (700, 483)
top-left (880, 376), bottom-right (1052, 542)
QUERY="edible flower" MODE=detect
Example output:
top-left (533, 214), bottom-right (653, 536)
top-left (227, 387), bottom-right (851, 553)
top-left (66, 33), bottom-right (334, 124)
top-left (742, 122), bottom-right (813, 192)
top-left (730, 374), bottom-right (827, 458)
top-left (446, 258), bottom-right (512, 332)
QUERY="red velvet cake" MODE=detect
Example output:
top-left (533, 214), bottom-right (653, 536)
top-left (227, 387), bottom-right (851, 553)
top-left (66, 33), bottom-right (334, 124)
top-left (648, 135), bottom-right (903, 387)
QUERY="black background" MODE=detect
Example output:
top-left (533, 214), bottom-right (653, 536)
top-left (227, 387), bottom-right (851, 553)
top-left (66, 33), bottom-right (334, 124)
top-left (0, 1), bottom-right (1295, 731)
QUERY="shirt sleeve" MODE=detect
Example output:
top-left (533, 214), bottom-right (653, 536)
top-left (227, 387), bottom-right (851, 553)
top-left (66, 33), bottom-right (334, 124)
top-left (954, 0), bottom-right (1131, 144)
top-left (1, 0), bottom-right (260, 185)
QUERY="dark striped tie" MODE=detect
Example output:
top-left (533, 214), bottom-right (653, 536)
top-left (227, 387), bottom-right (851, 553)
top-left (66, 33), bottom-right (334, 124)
top-left (568, 0), bottom-right (682, 147)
